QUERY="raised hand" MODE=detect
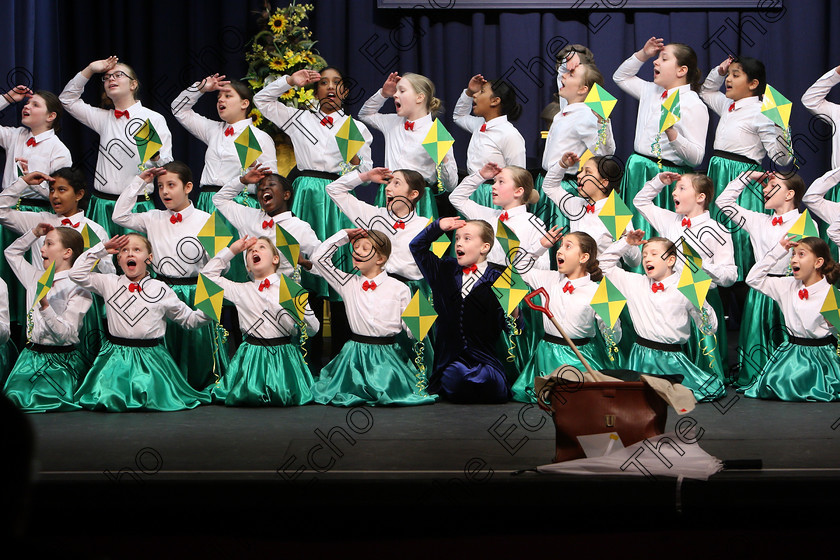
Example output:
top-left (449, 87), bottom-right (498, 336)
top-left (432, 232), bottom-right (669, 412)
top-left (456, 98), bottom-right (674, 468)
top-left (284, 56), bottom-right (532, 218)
top-left (139, 167), bottom-right (166, 183)
top-left (479, 162), bottom-right (503, 180)
top-left (230, 235), bottom-right (258, 255)
top-left (32, 223), bottom-right (54, 237)
top-left (466, 74), bottom-right (486, 96)
top-left (103, 235), bottom-right (130, 254)
top-left (439, 217), bottom-right (466, 232)
top-left (718, 56), bottom-right (734, 76)
top-left (287, 69), bottom-right (321, 88)
top-left (361, 167), bottom-right (392, 184)
top-left (540, 225), bottom-right (564, 249)
top-left (21, 171), bottom-right (53, 186)
top-left (780, 233), bottom-right (798, 251)
top-left (88, 56), bottom-right (119, 74)
top-left (658, 172), bottom-right (682, 185)
top-left (625, 229), bottom-right (647, 246)
top-left (198, 73), bottom-right (231, 93)
top-left (559, 151), bottom-right (579, 169)
top-left (381, 72), bottom-right (401, 98)
top-left (240, 164), bottom-right (272, 185)
top-left (640, 37), bottom-right (664, 60)
top-left (4, 85), bottom-right (33, 103)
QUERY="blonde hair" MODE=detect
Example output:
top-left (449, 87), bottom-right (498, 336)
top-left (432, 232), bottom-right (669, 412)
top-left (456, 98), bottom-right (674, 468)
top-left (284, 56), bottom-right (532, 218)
top-left (465, 219), bottom-right (495, 250)
top-left (248, 236), bottom-right (282, 272)
top-left (126, 233), bottom-right (152, 254)
top-left (506, 166), bottom-right (539, 205)
top-left (401, 73), bottom-right (441, 116)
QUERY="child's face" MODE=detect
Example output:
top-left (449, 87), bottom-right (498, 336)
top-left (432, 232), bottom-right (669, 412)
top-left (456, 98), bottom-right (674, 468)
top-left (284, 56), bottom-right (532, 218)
top-left (384, 171), bottom-right (419, 217)
top-left (393, 79), bottom-right (423, 118)
top-left (454, 223), bottom-right (490, 267)
top-left (246, 239), bottom-right (280, 278)
top-left (117, 236), bottom-right (152, 281)
top-left (653, 45), bottom-right (686, 89)
top-left (558, 65), bottom-right (587, 102)
top-left (39, 229), bottom-right (69, 269)
top-left (763, 176), bottom-right (792, 211)
top-left (471, 82), bottom-right (497, 118)
top-left (491, 168), bottom-right (524, 208)
top-left (725, 63), bottom-right (758, 101)
top-left (257, 176), bottom-right (290, 215)
top-left (672, 177), bottom-right (705, 216)
top-left (790, 244), bottom-right (822, 281)
top-left (104, 64), bottom-right (137, 100)
top-left (21, 94), bottom-right (55, 130)
top-left (351, 237), bottom-right (386, 277)
top-left (576, 159), bottom-right (609, 202)
top-left (555, 235), bottom-right (588, 276)
top-left (642, 241), bottom-right (676, 281)
top-left (48, 177), bottom-right (83, 216)
top-left (216, 87), bottom-right (248, 123)
top-left (316, 69), bottom-right (346, 112)
top-left (157, 170), bottom-right (192, 212)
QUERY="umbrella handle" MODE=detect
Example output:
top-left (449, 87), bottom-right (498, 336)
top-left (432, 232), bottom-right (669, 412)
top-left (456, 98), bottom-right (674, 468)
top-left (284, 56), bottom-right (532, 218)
top-left (524, 288), bottom-right (553, 318)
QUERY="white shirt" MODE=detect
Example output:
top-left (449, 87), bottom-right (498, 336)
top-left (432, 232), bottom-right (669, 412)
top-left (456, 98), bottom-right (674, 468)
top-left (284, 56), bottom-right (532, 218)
top-left (803, 167), bottom-right (840, 236)
top-left (59, 72), bottom-right (173, 194)
top-left (520, 269), bottom-right (621, 341)
top-left (5, 230), bottom-right (92, 345)
top-left (634, 177), bottom-right (738, 288)
top-left (359, 90), bottom-right (458, 190)
top-left (801, 68), bottom-right (840, 168)
top-left (326, 170), bottom-right (427, 280)
top-left (452, 90), bottom-right (526, 174)
top-left (600, 238), bottom-right (717, 344)
top-left (201, 247), bottom-right (319, 338)
top-left (253, 76), bottom-right (373, 174)
top-left (541, 161), bottom-right (642, 268)
top-left (213, 179), bottom-right (321, 276)
top-left (449, 171), bottom-right (550, 271)
top-left (0, 98), bottom-right (72, 198)
top-left (171, 84), bottom-right (277, 192)
top-left (311, 230), bottom-right (411, 337)
top-left (542, 102), bottom-right (615, 172)
top-left (613, 55), bottom-right (709, 166)
top-left (70, 243), bottom-right (210, 339)
top-left (700, 69), bottom-right (792, 167)
top-left (112, 176), bottom-right (211, 277)
top-left (746, 244), bottom-right (835, 338)
top-left (715, 172), bottom-right (799, 274)
top-left (0, 177), bottom-right (114, 273)
top-left (0, 278), bottom-right (9, 344)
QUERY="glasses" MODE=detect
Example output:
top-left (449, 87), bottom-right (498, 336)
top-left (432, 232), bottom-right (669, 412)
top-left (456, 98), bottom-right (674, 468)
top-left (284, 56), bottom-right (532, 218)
top-left (101, 71), bottom-right (131, 82)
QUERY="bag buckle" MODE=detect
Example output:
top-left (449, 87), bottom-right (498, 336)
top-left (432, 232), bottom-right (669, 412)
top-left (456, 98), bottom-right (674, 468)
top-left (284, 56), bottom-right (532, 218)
top-left (605, 414), bottom-right (616, 428)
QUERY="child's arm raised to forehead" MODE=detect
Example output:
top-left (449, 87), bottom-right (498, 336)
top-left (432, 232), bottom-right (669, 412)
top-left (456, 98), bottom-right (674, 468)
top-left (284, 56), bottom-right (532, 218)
top-left (410, 219), bottom-right (449, 283)
top-left (745, 241), bottom-right (790, 303)
top-left (715, 171), bottom-right (769, 236)
top-left (802, 167), bottom-right (840, 224)
top-left (634, 175), bottom-right (677, 234)
top-left (326, 170), bottom-right (380, 226)
top-left (543, 159), bottom-right (586, 219)
top-left (613, 43), bottom-right (655, 100)
top-left (0, 176), bottom-right (48, 234)
top-left (699, 65), bottom-right (730, 116)
top-left (358, 82), bottom-right (397, 131)
top-left (449, 170), bottom-right (498, 224)
top-left (3, 229), bottom-right (40, 289)
top-left (68, 242), bottom-right (113, 297)
top-left (452, 77), bottom-right (485, 133)
top-left (253, 74), bottom-right (308, 130)
top-left (112, 172), bottom-right (162, 233)
top-left (170, 76), bottom-right (225, 144)
top-left (212, 174), bottom-right (266, 235)
top-left (59, 57), bottom-right (118, 132)
top-left (801, 65), bottom-right (840, 119)
top-left (310, 230), bottom-right (355, 295)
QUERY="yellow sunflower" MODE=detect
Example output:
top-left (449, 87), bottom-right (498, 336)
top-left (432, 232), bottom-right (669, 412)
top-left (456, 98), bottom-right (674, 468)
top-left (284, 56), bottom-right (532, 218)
top-left (249, 108), bottom-right (263, 127)
top-left (268, 14), bottom-right (287, 35)
top-left (281, 89), bottom-right (296, 100)
top-left (268, 57), bottom-right (286, 72)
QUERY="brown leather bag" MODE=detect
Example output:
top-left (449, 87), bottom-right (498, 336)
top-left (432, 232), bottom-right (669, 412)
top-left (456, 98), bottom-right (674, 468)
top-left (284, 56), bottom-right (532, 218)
top-left (537, 376), bottom-right (668, 463)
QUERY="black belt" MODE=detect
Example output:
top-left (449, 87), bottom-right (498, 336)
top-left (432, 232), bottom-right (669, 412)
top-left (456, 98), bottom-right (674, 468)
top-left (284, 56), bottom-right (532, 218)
top-left (156, 275), bottom-right (198, 286)
top-left (544, 334), bottom-right (590, 346)
top-left (245, 335), bottom-right (292, 346)
top-left (712, 150), bottom-right (760, 167)
top-left (767, 273), bottom-right (788, 278)
top-left (789, 335), bottom-right (837, 347)
top-left (636, 336), bottom-right (682, 352)
top-left (201, 185), bottom-right (223, 193)
top-left (26, 342), bottom-right (75, 354)
top-left (350, 333), bottom-right (396, 345)
top-left (106, 334), bottom-right (162, 347)
top-left (92, 189), bottom-right (147, 203)
top-left (297, 170), bottom-right (340, 181)
top-left (634, 151), bottom-right (683, 170)
top-left (18, 198), bottom-right (51, 208)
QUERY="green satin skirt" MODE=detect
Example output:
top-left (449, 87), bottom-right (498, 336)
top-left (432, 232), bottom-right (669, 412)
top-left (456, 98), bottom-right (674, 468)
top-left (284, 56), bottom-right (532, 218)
top-left (3, 347), bottom-right (86, 412)
top-left (87, 195), bottom-right (154, 237)
top-left (292, 175), bottom-right (356, 300)
top-left (313, 340), bottom-right (437, 406)
top-left (734, 289), bottom-right (787, 390)
top-left (707, 156), bottom-right (762, 282)
top-left (75, 341), bottom-right (210, 412)
top-left (627, 343), bottom-right (725, 402)
top-left (511, 338), bottom-right (613, 403)
top-left (211, 340), bottom-right (314, 406)
top-left (744, 342), bottom-right (840, 402)
top-left (165, 283), bottom-right (230, 390)
top-left (685, 288), bottom-right (728, 383)
top-left (374, 182), bottom-right (438, 220)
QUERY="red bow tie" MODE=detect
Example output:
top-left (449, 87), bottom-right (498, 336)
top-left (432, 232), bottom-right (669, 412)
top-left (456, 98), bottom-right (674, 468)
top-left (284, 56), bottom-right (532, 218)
top-left (114, 109), bottom-right (130, 119)
top-left (404, 120), bottom-right (415, 131)
top-left (681, 217), bottom-right (692, 227)
top-left (462, 263), bottom-right (478, 275)
top-left (561, 112), bottom-right (568, 117)
top-left (362, 280), bottom-right (377, 291)
top-left (60, 218), bottom-right (80, 228)
top-left (728, 102), bottom-right (735, 112)
top-left (26, 137), bottom-right (37, 147)
top-left (499, 211), bottom-right (509, 222)
top-left (661, 90), bottom-right (668, 100)
top-left (258, 278), bottom-right (271, 292)
top-left (262, 219), bottom-right (274, 229)
top-left (128, 282), bottom-right (142, 293)
top-left (772, 216), bottom-right (784, 226)
top-left (799, 288), bottom-right (809, 300)
top-left (585, 204), bottom-right (595, 214)
top-left (480, 123), bottom-right (487, 132)
top-left (394, 220), bottom-right (405, 230)
top-left (562, 281), bottom-right (574, 294)
top-left (651, 282), bottom-right (665, 293)
top-left (224, 126), bottom-right (234, 137)
top-left (170, 213), bottom-right (182, 224)
top-left (320, 115), bottom-right (333, 127)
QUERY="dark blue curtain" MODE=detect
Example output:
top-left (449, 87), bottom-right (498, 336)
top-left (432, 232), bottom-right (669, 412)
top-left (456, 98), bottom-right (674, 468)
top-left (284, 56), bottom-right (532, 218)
top-left (1, 0), bottom-right (837, 187)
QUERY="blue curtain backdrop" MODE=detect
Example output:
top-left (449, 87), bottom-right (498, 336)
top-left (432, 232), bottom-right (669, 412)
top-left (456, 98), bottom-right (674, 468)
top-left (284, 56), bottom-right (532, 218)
top-left (0, 0), bottom-right (837, 190)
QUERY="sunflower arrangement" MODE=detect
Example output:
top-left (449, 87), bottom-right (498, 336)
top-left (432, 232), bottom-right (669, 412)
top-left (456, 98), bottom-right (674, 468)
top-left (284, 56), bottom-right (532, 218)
top-left (244, 1), bottom-right (328, 137)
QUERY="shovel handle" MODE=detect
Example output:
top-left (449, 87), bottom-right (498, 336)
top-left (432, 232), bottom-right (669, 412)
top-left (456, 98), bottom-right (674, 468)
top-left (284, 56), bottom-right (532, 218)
top-left (524, 288), bottom-right (553, 319)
